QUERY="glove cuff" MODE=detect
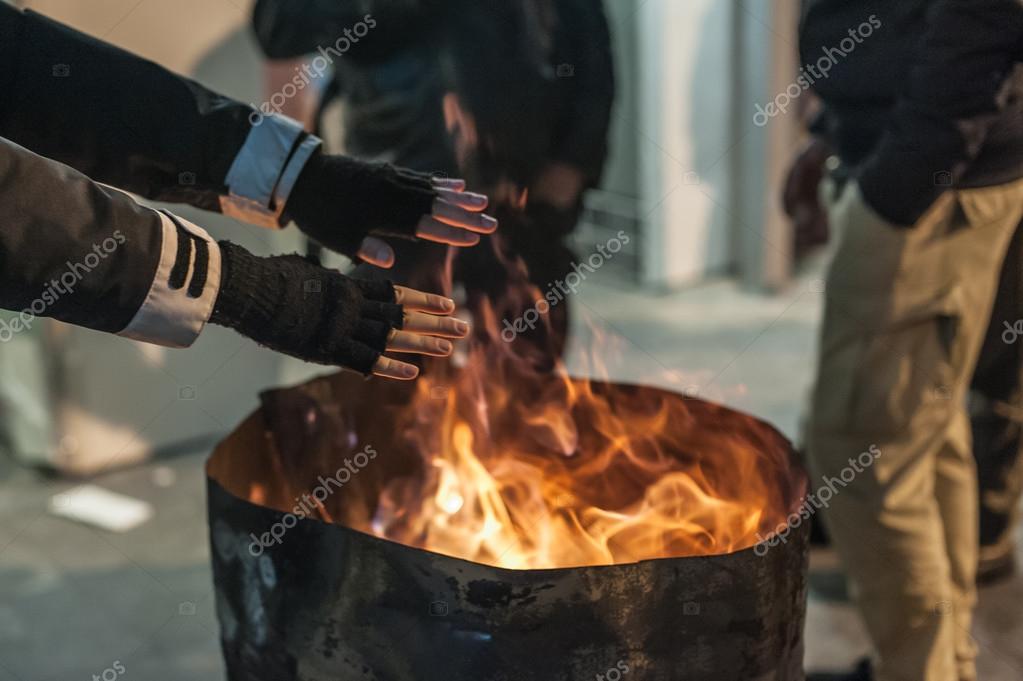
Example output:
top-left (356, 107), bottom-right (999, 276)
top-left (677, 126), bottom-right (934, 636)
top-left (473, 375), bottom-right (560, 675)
top-left (209, 241), bottom-right (278, 331)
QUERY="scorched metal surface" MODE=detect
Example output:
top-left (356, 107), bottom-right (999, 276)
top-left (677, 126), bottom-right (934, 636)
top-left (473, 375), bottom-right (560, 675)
top-left (206, 371), bottom-right (809, 681)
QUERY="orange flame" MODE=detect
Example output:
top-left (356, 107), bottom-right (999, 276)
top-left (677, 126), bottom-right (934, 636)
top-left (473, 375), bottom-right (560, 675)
top-left (365, 252), bottom-right (801, 569)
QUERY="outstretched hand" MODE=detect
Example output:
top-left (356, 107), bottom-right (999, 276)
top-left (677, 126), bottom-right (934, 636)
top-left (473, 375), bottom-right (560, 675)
top-left (371, 286), bottom-right (470, 379)
top-left (357, 178), bottom-right (496, 268)
top-left (286, 152), bottom-right (496, 265)
top-left (209, 242), bottom-right (469, 379)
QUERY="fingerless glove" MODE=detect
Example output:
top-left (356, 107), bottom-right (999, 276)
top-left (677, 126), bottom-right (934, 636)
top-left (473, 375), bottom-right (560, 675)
top-left (285, 150), bottom-right (438, 258)
top-left (209, 241), bottom-right (404, 374)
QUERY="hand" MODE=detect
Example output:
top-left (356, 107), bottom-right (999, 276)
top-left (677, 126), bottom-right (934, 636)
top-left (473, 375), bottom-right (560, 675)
top-left (372, 286), bottom-right (470, 379)
top-left (286, 151), bottom-right (497, 264)
top-left (357, 177), bottom-right (497, 268)
top-left (208, 242), bottom-right (469, 379)
top-left (782, 137), bottom-right (832, 258)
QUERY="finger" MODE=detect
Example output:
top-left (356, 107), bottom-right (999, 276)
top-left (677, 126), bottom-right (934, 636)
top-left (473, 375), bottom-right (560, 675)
top-left (386, 330), bottom-right (455, 356)
top-left (432, 198), bottom-right (498, 233)
top-left (436, 187), bottom-right (488, 211)
top-left (372, 355), bottom-right (420, 380)
top-left (416, 216), bottom-right (482, 247)
top-left (433, 177), bottom-right (467, 191)
top-left (356, 237), bottom-right (395, 268)
top-left (394, 287), bottom-right (457, 314)
top-left (403, 311), bottom-right (470, 338)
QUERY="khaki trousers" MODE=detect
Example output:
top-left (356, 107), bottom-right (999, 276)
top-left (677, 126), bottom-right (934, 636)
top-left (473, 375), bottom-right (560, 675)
top-left (807, 178), bottom-right (1023, 681)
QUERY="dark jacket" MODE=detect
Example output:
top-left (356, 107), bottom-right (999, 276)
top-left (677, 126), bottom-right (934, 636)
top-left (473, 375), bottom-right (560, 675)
top-left (0, 5), bottom-right (322, 346)
top-left (251, 0), bottom-right (615, 187)
top-left (0, 136), bottom-right (221, 347)
top-left (0, 3), bottom-right (321, 227)
top-left (800, 0), bottom-right (1023, 225)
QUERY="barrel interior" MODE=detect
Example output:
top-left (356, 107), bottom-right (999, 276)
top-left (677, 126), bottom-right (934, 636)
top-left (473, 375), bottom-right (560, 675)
top-left (208, 370), bottom-right (806, 564)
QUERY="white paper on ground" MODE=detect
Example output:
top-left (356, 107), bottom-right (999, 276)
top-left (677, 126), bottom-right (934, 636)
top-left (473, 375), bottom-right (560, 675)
top-left (48, 484), bottom-right (154, 532)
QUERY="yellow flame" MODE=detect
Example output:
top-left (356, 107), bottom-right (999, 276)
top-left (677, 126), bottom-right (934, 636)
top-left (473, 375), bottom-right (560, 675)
top-left (368, 299), bottom-right (798, 569)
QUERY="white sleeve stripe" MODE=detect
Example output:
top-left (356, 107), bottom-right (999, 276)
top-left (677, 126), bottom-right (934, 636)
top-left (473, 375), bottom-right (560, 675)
top-left (220, 114), bottom-right (322, 229)
top-left (118, 211), bottom-right (221, 349)
top-left (224, 113), bottom-right (303, 207)
top-left (222, 113), bottom-right (326, 222)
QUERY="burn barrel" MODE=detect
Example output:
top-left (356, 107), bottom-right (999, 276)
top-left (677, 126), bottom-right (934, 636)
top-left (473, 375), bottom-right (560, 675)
top-left (206, 372), bottom-right (809, 681)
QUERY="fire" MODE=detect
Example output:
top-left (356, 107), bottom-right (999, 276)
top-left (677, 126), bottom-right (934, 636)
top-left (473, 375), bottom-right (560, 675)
top-left (358, 39), bottom-right (807, 569)
top-left (363, 261), bottom-right (802, 569)
top-left (208, 246), bottom-right (804, 571)
top-left (205, 179), bottom-right (804, 571)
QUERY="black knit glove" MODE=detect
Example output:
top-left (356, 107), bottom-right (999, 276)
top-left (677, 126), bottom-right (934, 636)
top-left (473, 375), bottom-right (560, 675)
top-left (285, 150), bottom-right (438, 258)
top-left (209, 241), bottom-right (404, 374)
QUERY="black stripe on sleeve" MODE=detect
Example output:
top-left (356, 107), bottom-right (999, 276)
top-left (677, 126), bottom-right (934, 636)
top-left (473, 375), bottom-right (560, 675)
top-left (161, 211), bottom-right (210, 297)
top-left (188, 238), bottom-right (209, 298)
top-left (166, 214), bottom-right (193, 291)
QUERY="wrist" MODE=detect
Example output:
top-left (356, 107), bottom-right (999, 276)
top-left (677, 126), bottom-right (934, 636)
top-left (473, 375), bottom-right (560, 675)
top-left (282, 148), bottom-right (325, 224)
top-left (209, 241), bottom-right (278, 331)
top-left (284, 150), bottom-right (367, 257)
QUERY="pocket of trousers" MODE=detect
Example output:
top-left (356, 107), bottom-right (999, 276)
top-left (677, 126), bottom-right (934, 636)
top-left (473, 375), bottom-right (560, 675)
top-left (814, 181), bottom-right (964, 437)
top-left (846, 287), bottom-right (963, 438)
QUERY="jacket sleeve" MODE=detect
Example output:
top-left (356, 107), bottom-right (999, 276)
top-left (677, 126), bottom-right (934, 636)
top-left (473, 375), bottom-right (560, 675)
top-left (252, 0), bottom-right (446, 62)
top-left (0, 136), bottom-right (221, 349)
top-left (857, 0), bottom-right (1023, 225)
top-left (548, 0), bottom-right (616, 186)
top-left (0, 4), bottom-right (321, 228)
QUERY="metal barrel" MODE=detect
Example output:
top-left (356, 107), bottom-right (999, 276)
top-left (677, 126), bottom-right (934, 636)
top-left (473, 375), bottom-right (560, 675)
top-left (207, 372), bottom-right (809, 681)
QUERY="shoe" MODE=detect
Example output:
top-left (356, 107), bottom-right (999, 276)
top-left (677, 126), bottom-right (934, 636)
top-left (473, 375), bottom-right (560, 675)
top-left (806, 658), bottom-right (873, 681)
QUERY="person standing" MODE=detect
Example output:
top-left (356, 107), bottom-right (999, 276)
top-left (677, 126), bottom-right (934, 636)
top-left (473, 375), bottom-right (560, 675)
top-left (797, 1), bottom-right (1023, 679)
top-left (252, 0), bottom-right (615, 357)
